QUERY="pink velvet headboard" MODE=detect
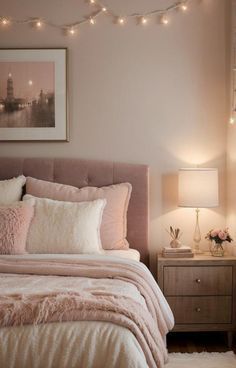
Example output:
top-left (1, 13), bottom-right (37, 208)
top-left (0, 157), bottom-right (149, 265)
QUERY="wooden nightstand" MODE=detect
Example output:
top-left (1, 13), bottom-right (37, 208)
top-left (157, 255), bottom-right (236, 347)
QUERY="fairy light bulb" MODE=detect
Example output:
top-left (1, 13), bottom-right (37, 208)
top-left (118, 17), bottom-right (125, 25)
top-left (161, 14), bottom-right (169, 25)
top-left (69, 27), bottom-right (75, 35)
top-left (36, 20), bottom-right (42, 28)
top-left (141, 16), bottom-right (148, 25)
top-left (230, 117), bottom-right (235, 125)
top-left (90, 17), bottom-right (95, 25)
top-left (102, 7), bottom-right (107, 12)
top-left (181, 3), bottom-right (188, 12)
top-left (90, 0), bottom-right (95, 4)
top-left (1, 18), bottom-right (9, 25)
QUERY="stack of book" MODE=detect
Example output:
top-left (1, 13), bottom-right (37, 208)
top-left (162, 245), bottom-right (194, 258)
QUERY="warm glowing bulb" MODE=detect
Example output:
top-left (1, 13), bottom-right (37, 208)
top-left (90, 18), bottom-right (95, 25)
top-left (90, 0), bottom-right (95, 4)
top-left (230, 117), bottom-right (235, 125)
top-left (181, 4), bottom-right (188, 11)
top-left (102, 7), bottom-right (107, 12)
top-left (28, 80), bottom-right (33, 86)
top-left (118, 17), bottom-right (125, 25)
top-left (69, 27), bottom-right (75, 35)
top-left (36, 21), bottom-right (42, 28)
top-left (2, 18), bottom-right (9, 25)
top-left (141, 17), bottom-right (147, 25)
top-left (161, 15), bottom-right (169, 25)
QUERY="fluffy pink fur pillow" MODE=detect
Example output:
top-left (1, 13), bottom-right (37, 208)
top-left (0, 203), bottom-right (34, 254)
top-left (26, 177), bottom-right (132, 250)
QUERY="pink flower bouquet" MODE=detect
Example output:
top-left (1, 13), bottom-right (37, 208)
top-left (205, 228), bottom-right (233, 244)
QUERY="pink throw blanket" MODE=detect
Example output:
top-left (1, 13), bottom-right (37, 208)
top-left (0, 256), bottom-right (174, 368)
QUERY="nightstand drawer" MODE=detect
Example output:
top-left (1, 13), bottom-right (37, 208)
top-left (164, 266), bottom-right (232, 296)
top-left (167, 296), bottom-right (232, 324)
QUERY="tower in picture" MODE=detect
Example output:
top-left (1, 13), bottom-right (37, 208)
top-left (6, 73), bottom-right (14, 102)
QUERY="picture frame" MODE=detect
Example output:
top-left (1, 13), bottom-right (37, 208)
top-left (0, 48), bottom-right (68, 141)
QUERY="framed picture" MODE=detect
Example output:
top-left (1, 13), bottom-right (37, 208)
top-left (0, 48), bottom-right (68, 141)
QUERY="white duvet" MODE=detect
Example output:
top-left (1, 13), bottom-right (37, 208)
top-left (0, 254), bottom-right (173, 368)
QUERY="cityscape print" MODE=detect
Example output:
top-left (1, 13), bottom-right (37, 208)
top-left (0, 62), bottom-right (55, 128)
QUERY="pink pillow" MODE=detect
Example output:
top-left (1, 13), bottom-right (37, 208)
top-left (26, 177), bottom-right (132, 250)
top-left (0, 203), bottom-right (34, 254)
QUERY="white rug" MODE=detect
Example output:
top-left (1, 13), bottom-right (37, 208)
top-left (166, 351), bottom-right (236, 368)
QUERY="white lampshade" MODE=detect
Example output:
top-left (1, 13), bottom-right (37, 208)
top-left (178, 168), bottom-right (219, 208)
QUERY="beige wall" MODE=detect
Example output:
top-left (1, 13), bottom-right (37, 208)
top-left (227, 0), bottom-right (236, 256)
top-left (0, 0), bottom-right (230, 269)
top-left (227, 128), bottom-right (236, 256)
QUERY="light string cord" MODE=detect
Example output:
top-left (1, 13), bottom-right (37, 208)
top-left (0, 0), bottom-right (192, 32)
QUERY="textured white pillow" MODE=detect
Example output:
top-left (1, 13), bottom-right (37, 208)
top-left (0, 176), bottom-right (26, 205)
top-left (23, 194), bottom-right (106, 254)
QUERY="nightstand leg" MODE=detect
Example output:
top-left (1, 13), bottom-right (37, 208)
top-left (227, 332), bottom-right (233, 349)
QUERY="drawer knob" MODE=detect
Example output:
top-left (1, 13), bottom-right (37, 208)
top-left (196, 307), bottom-right (201, 312)
top-left (195, 279), bottom-right (201, 283)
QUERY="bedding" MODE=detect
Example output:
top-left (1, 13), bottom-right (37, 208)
top-left (0, 175), bottom-right (26, 205)
top-left (26, 176), bottom-right (132, 250)
top-left (0, 202), bottom-right (33, 254)
top-left (0, 254), bottom-right (174, 368)
top-left (23, 195), bottom-right (106, 254)
top-left (104, 248), bottom-right (140, 261)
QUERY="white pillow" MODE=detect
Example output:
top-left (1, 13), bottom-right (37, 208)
top-left (0, 175), bottom-right (26, 205)
top-left (23, 194), bottom-right (106, 254)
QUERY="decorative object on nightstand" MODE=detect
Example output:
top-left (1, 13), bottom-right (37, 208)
top-left (162, 245), bottom-right (194, 258)
top-left (178, 168), bottom-right (219, 254)
top-left (205, 228), bottom-right (233, 257)
top-left (167, 226), bottom-right (182, 248)
top-left (157, 254), bottom-right (236, 348)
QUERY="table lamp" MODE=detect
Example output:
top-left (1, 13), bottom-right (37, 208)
top-left (178, 168), bottom-right (219, 253)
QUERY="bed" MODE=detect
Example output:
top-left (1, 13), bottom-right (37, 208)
top-left (0, 157), bottom-right (174, 368)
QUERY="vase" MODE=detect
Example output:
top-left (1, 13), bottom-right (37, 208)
top-left (210, 240), bottom-right (225, 257)
top-left (170, 239), bottom-right (181, 248)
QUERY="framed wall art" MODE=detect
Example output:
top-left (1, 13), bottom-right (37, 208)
top-left (0, 48), bottom-right (68, 141)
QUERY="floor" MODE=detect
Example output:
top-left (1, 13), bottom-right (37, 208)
top-left (167, 332), bottom-right (236, 354)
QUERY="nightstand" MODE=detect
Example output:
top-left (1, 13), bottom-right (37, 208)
top-left (157, 254), bottom-right (236, 347)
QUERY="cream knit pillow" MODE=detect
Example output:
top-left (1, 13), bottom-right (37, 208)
top-left (0, 176), bottom-right (26, 205)
top-left (23, 195), bottom-right (106, 254)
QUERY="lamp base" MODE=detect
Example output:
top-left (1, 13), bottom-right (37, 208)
top-left (193, 247), bottom-right (204, 255)
top-left (193, 208), bottom-right (203, 254)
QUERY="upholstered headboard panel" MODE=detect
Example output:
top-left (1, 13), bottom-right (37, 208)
top-left (0, 157), bottom-right (149, 265)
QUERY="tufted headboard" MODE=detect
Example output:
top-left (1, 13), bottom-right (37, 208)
top-left (0, 157), bottom-right (149, 266)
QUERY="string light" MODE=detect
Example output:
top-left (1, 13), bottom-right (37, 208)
top-left (68, 27), bottom-right (76, 35)
top-left (230, 117), bottom-right (235, 125)
top-left (36, 20), bottom-right (42, 28)
top-left (180, 3), bottom-right (188, 12)
top-left (160, 14), bottom-right (169, 25)
top-left (1, 17), bottom-right (10, 26)
top-left (0, 0), bottom-right (195, 36)
top-left (141, 16), bottom-right (148, 25)
top-left (117, 17), bottom-right (125, 25)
